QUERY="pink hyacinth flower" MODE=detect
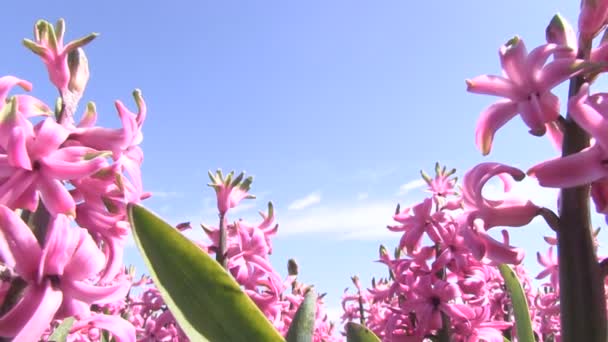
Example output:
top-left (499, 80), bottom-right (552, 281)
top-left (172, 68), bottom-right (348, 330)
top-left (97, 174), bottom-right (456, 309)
top-left (22, 19), bottom-right (96, 93)
top-left (0, 206), bottom-right (131, 341)
top-left (462, 162), bottom-right (540, 228)
top-left (208, 170), bottom-right (256, 215)
top-left (0, 112), bottom-right (107, 216)
top-left (466, 37), bottom-right (584, 155)
top-left (528, 84), bottom-right (608, 188)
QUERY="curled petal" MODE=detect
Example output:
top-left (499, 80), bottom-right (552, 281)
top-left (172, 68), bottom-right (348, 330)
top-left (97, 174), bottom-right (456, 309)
top-left (475, 100), bottom-right (518, 155)
top-left (0, 76), bottom-right (32, 103)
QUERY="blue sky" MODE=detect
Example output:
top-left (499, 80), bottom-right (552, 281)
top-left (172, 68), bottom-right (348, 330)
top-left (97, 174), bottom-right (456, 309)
top-left (1, 0), bottom-right (604, 322)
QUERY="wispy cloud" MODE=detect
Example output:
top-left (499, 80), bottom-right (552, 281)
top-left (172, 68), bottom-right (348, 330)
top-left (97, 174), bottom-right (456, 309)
top-left (280, 200), bottom-right (402, 240)
top-left (356, 192), bottom-right (369, 200)
top-left (149, 191), bottom-right (182, 198)
top-left (288, 192), bottom-right (322, 211)
top-left (397, 179), bottom-right (426, 196)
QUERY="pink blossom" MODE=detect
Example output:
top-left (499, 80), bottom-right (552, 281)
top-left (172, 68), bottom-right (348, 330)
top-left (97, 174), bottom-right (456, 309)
top-left (0, 111), bottom-right (107, 216)
top-left (0, 205), bottom-right (131, 341)
top-left (466, 37), bottom-right (584, 155)
top-left (22, 19), bottom-right (96, 93)
top-left (208, 170), bottom-right (255, 215)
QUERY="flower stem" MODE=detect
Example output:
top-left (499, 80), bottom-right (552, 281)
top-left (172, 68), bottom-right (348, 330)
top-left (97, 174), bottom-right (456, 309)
top-left (216, 212), bottom-right (228, 269)
top-left (558, 37), bottom-right (607, 342)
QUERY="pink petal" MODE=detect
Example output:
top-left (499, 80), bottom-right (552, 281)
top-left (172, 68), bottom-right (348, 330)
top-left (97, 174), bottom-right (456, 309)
top-left (465, 75), bottom-right (518, 98)
top-left (569, 83), bottom-right (608, 151)
top-left (528, 144), bottom-right (606, 187)
top-left (499, 38), bottom-right (528, 87)
top-left (7, 126), bottom-right (32, 170)
top-left (0, 283), bottom-right (62, 340)
top-left (0, 171), bottom-right (37, 211)
top-left (63, 228), bottom-right (106, 280)
top-left (0, 205), bottom-right (41, 280)
top-left (72, 314), bottom-right (136, 342)
top-left (475, 100), bottom-right (519, 155)
top-left (0, 76), bottom-right (32, 103)
top-left (28, 118), bottom-right (69, 160)
top-left (62, 278), bottom-right (130, 304)
top-left (537, 58), bottom-right (588, 90)
top-left (37, 177), bottom-right (76, 216)
top-left (39, 214), bottom-right (78, 279)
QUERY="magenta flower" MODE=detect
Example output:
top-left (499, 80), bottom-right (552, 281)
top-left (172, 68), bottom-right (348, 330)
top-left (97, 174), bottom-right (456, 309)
top-left (528, 84), bottom-right (608, 188)
top-left (462, 162), bottom-right (540, 228)
top-left (400, 277), bottom-right (473, 334)
top-left (536, 246), bottom-right (559, 289)
top-left (466, 36), bottom-right (584, 155)
top-left (208, 170), bottom-right (256, 215)
top-left (389, 197), bottom-right (447, 253)
top-left (0, 111), bottom-right (107, 216)
top-left (0, 205), bottom-right (131, 341)
top-left (22, 19), bottom-right (96, 93)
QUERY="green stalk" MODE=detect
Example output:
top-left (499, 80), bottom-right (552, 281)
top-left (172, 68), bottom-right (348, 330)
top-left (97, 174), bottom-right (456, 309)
top-left (216, 212), bottom-right (228, 269)
top-left (558, 37), bottom-right (607, 342)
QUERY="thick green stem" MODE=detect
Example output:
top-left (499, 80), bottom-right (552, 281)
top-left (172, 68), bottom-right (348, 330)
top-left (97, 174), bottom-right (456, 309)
top-left (558, 38), bottom-right (607, 342)
top-left (216, 212), bottom-right (228, 269)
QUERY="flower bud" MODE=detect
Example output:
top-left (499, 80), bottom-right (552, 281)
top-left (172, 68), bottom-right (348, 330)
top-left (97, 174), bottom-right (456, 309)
top-left (67, 47), bottom-right (90, 94)
top-left (579, 0), bottom-right (608, 40)
top-left (546, 13), bottom-right (577, 58)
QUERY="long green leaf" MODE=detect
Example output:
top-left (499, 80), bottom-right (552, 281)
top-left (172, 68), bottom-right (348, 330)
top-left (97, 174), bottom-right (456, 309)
top-left (127, 204), bottom-right (285, 342)
top-left (498, 264), bottom-right (535, 342)
top-left (48, 317), bottom-right (75, 342)
top-left (345, 322), bottom-right (381, 342)
top-left (286, 289), bottom-right (316, 342)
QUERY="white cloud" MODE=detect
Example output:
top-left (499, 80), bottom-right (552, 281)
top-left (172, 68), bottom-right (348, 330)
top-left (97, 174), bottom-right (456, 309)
top-left (397, 179), bottom-right (426, 196)
top-left (288, 192), bottom-right (322, 211)
top-left (150, 191), bottom-right (182, 198)
top-left (356, 192), bottom-right (369, 200)
top-left (279, 200), bottom-right (402, 240)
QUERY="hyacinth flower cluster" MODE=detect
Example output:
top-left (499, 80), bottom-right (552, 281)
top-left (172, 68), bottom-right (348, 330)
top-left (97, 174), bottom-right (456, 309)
top-left (114, 170), bottom-right (340, 341)
top-left (201, 170), bottom-right (340, 341)
top-left (464, 3), bottom-right (608, 341)
top-left (341, 164), bottom-right (551, 341)
top-left (0, 19), bottom-right (148, 341)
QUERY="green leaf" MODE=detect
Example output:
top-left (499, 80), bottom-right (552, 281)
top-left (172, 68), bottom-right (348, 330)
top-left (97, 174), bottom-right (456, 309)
top-left (127, 204), bottom-right (285, 342)
top-left (285, 289), bottom-right (316, 342)
top-left (345, 322), bottom-right (381, 342)
top-left (498, 264), bottom-right (535, 342)
top-left (48, 317), bottom-right (75, 342)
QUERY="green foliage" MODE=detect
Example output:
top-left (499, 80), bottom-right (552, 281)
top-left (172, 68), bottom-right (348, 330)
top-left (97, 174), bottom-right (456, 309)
top-left (127, 204), bottom-right (285, 342)
top-left (286, 289), bottom-right (317, 342)
top-left (345, 322), bottom-right (381, 342)
top-left (498, 264), bottom-right (535, 342)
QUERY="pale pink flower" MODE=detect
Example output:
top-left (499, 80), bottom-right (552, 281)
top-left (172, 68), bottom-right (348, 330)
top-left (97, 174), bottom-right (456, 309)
top-left (466, 37), bottom-right (583, 155)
